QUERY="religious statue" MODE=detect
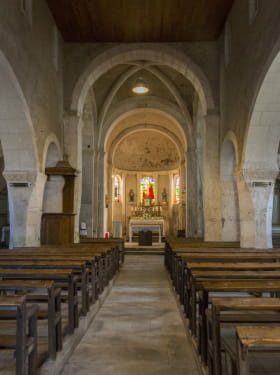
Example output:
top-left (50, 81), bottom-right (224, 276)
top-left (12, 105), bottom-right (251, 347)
top-left (161, 188), bottom-right (167, 203)
top-left (128, 189), bottom-right (135, 202)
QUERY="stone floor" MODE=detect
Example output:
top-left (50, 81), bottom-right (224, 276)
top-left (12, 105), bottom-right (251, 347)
top-left (61, 255), bottom-right (201, 375)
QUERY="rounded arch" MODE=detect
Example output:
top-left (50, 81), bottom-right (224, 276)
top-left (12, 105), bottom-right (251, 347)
top-left (41, 134), bottom-right (62, 171)
top-left (222, 131), bottom-right (239, 168)
top-left (102, 98), bottom-right (190, 150)
top-left (109, 124), bottom-right (185, 166)
top-left (242, 50), bottom-right (280, 173)
top-left (70, 44), bottom-right (216, 117)
top-left (0, 51), bottom-right (38, 172)
top-left (42, 138), bottom-right (64, 214)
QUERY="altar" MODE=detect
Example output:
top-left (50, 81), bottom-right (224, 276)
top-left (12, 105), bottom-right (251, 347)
top-left (129, 218), bottom-right (165, 243)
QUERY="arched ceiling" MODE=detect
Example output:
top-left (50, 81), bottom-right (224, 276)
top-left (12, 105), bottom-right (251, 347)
top-left (113, 130), bottom-right (180, 171)
top-left (105, 109), bottom-right (186, 155)
top-left (83, 59), bottom-right (197, 148)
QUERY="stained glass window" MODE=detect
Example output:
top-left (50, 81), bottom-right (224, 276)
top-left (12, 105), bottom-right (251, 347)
top-left (140, 177), bottom-right (155, 201)
top-left (113, 175), bottom-right (121, 202)
top-left (175, 175), bottom-right (180, 203)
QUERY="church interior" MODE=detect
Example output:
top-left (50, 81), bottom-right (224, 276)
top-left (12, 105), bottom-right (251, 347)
top-left (0, 0), bottom-right (280, 374)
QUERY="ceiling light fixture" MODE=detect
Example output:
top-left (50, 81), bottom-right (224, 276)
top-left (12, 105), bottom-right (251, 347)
top-left (132, 76), bottom-right (149, 94)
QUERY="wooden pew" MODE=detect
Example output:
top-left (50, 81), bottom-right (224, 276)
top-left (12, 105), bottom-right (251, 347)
top-left (197, 280), bottom-right (280, 366)
top-left (183, 263), bottom-right (280, 318)
top-left (223, 326), bottom-right (280, 375)
top-left (0, 280), bottom-right (61, 360)
top-left (174, 252), bottom-right (280, 307)
top-left (207, 297), bottom-right (280, 375)
top-left (0, 268), bottom-right (78, 334)
top-left (0, 260), bottom-right (90, 313)
top-left (0, 295), bottom-right (38, 375)
top-left (0, 254), bottom-right (100, 305)
top-left (7, 246), bottom-right (118, 294)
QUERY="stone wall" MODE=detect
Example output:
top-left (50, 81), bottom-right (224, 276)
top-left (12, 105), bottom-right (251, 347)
top-left (220, 0), bottom-right (280, 158)
top-left (0, 0), bottom-right (63, 167)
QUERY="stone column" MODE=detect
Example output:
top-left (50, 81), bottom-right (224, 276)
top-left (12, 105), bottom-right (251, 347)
top-left (96, 149), bottom-right (105, 237)
top-left (203, 113), bottom-right (222, 241)
top-left (64, 111), bottom-right (83, 242)
top-left (236, 167), bottom-right (279, 248)
top-left (4, 170), bottom-right (46, 248)
top-left (106, 161), bottom-right (113, 235)
top-left (186, 148), bottom-right (200, 238)
top-left (92, 149), bottom-right (106, 238)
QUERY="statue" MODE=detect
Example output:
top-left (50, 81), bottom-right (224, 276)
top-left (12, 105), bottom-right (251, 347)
top-left (128, 189), bottom-right (135, 202)
top-left (162, 188), bottom-right (167, 202)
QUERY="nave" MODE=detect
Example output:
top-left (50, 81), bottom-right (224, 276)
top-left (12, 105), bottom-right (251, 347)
top-left (61, 255), bottom-right (200, 375)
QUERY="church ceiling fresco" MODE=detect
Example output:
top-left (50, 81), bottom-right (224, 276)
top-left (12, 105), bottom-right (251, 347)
top-left (113, 130), bottom-right (180, 171)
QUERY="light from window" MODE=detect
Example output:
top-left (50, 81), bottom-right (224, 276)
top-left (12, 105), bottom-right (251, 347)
top-left (113, 176), bottom-right (121, 202)
top-left (174, 176), bottom-right (180, 204)
top-left (140, 177), bottom-right (155, 201)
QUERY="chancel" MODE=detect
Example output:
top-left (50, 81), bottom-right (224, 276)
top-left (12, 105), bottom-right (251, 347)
top-left (0, 1), bottom-right (279, 375)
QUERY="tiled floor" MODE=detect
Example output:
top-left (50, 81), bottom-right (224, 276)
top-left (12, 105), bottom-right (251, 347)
top-left (61, 255), bottom-right (201, 375)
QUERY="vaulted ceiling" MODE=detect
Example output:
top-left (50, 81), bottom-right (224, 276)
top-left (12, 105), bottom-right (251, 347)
top-left (47, 0), bottom-right (233, 43)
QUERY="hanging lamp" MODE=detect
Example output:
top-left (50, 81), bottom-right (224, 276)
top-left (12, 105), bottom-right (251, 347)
top-left (132, 76), bottom-right (149, 94)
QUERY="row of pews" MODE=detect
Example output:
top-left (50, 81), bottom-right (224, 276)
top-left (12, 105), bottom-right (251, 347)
top-left (165, 239), bottom-right (280, 375)
top-left (0, 239), bottom-right (124, 375)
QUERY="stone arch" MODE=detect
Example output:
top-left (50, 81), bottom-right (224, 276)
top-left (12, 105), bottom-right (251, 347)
top-left (0, 50), bottom-right (42, 247)
top-left (101, 98), bottom-right (190, 150)
top-left (109, 124), bottom-right (185, 166)
top-left (220, 136), bottom-right (240, 241)
top-left (239, 50), bottom-right (280, 248)
top-left (41, 134), bottom-right (62, 171)
top-left (70, 44), bottom-right (216, 117)
top-left (243, 52), bottom-right (280, 173)
top-left (0, 51), bottom-right (38, 171)
top-left (98, 64), bottom-right (192, 132)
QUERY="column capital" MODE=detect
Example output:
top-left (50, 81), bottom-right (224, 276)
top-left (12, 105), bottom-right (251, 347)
top-left (3, 170), bottom-right (39, 185)
top-left (235, 166), bottom-right (279, 184)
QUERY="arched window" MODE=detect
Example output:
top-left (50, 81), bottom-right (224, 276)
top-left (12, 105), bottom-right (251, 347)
top-left (174, 175), bottom-right (180, 204)
top-left (113, 175), bottom-right (121, 202)
top-left (140, 177), bottom-right (155, 201)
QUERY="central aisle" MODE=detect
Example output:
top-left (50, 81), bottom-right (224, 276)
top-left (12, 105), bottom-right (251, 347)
top-left (62, 255), bottom-right (201, 375)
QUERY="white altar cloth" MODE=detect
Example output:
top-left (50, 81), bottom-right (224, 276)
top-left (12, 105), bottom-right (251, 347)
top-left (129, 219), bottom-right (165, 243)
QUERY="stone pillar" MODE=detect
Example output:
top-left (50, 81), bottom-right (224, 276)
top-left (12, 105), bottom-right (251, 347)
top-left (236, 167), bottom-right (278, 248)
top-left (4, 170), bottom-right (46, 248)
top-left (92, 149), bottom-right (105, 238)
top-left (203, 113), bottom-right (222, 241)
top-left (106, 161), bottom-right (113, 235)
top-left (80, 145), bottom-right (94, 237)
top-left (64, 111), bottom-right (83, 242)
top-left (186, 148), bottom-right (201, 238)
top-left (97, 149), bottom-right (105, 237)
